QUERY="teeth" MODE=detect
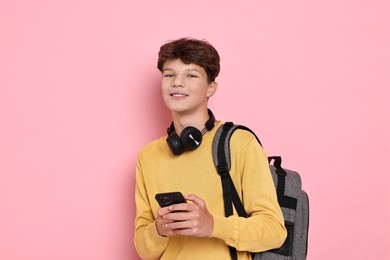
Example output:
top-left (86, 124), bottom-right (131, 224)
top-left (172, 94), bottom-right (187, 97)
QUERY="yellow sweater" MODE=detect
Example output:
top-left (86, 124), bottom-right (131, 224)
top-left (134, 121), bottom-right (287, 260)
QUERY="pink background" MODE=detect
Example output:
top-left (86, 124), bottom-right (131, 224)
top-left (1, 0), bottom-right (389, 259)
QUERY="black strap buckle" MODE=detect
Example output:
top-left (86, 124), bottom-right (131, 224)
top-left (216, 164), bottom-right (229, 176)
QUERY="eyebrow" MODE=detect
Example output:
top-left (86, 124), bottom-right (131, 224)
top-left (186, 68), bottom-right (201, 72)
top-left (163, 68), bottom-right (201, 72)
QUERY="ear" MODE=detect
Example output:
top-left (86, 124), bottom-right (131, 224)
top-left (206, 81), bottom-right (218, 98)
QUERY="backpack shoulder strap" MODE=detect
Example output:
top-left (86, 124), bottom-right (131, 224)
top-left (212, 122), bottom-right (262, 218)
top-left (212, 122), bottom-right (262, 260)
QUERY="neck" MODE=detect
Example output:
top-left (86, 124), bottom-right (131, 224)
top-left (171, 109), bottom-right (210, 136)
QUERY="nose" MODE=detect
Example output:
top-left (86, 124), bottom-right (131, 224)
top-left (172, 76), bottom-right (185, 87)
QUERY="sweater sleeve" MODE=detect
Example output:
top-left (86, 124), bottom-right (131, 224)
top-left (211, 135), bottom-right (287, 252)
top-left (133, 155), bottom-right (169, 260)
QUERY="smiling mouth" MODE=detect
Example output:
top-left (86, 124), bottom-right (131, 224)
top-left (171, 93), bottom-right (188, 97)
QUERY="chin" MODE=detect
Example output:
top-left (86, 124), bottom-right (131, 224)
top-left (169, 108), bottom-right (188, 114)
top-left (165, 104), bottom-right (188, 113)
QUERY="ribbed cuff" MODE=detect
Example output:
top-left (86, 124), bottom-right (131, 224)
top-left (146, 222), bottom-right (169, 248)
top-left (211, 215), bottom-right (238, 245)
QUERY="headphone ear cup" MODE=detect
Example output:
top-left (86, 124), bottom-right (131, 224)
top-left (166, 133), bottom-right (185, 155)
top-left (180, 127), bottom-right (203, 151)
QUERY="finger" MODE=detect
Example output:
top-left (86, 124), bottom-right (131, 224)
top-left (164, 210), bottom-right (195, 222)
top-left (158, 202), bottom-right (187, 216)
top-left (165, 219), bottom-right (193, 231)
top-left (156, 217), bottom-right (175, 237)
top-left (166, 202), bottom-right (194, 213)
top-left (157, 206), bottom-right (171, 217)
top-left (172, 227), bottom-right (196, 236)
top-left (185, 194), bottom-right (205, 207)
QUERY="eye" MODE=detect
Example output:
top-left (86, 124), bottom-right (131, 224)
top-left (188, 74), bottom-right (198, 78)
top-left (163, 74), bottom-right (174, 78)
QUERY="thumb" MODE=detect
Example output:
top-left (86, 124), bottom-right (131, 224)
top-left (185, 194), bottom-right (206, 207)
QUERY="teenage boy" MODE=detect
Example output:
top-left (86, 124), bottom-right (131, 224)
top-left (134, 38), bottom-right (287, 260)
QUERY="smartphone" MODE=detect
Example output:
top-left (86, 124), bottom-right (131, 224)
top-left (155, 192), bottom-right (187, 207)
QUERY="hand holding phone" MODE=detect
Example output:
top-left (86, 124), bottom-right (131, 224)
top-left (155, 193), bottom-right (214, 238)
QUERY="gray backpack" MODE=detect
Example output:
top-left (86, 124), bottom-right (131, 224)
top-left (212, 122), bottom-right (309, 260)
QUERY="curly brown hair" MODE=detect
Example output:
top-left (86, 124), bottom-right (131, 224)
top-left (157, 38), bottom-right (220, 83)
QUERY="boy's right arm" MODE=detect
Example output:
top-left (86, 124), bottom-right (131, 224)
top-left (134, 160), bottom-right (169, 259)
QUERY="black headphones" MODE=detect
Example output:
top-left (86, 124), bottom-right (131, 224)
top-left (166, 109), bottom-right (216, 156)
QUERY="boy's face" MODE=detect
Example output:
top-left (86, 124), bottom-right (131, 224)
top-left (161, 59), bottom-right (216, 115)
